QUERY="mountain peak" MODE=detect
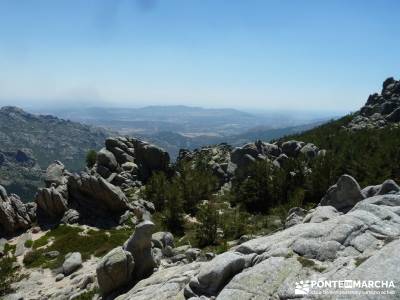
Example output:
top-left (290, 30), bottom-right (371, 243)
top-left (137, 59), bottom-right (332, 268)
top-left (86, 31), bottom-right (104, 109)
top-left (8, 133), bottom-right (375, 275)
top-left (348, 77), bottom-right (400, 130)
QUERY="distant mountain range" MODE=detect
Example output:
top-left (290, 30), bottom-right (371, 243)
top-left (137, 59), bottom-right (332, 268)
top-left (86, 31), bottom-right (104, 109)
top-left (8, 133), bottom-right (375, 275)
top-left (0, 105), bottom-right (333, 199)
top-left (32, 105), bottom-right (334, 135)
top-left (31, 105), bottom-right (334, 158)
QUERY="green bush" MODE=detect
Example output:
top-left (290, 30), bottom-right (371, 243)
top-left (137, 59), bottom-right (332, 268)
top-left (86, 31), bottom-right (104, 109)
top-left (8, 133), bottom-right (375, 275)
top-left (24, 239), bottom-right (33, 248)
top-left (161, 178), bottom-right (185, 235)
top-left (195, 199), bottom-right (220, 247)
top-left (143, 171), bottom-right (169, 211)
top-left (85, 149), bottom-right (97, 168)
top-left (0, 255), bottom-right (24, 296)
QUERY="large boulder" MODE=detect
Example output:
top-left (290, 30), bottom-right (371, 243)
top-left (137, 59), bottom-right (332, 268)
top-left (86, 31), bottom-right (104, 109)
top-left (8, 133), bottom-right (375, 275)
top-left (62, 252), bottom-right (82, 275)
top-left (68, 173), bottom-right (129, 214)
top-left (133, 140), bottom-right (170, 181)
top-left (284, 207), bottom-right (306, 228)
top-left (96, 148), bottom-right (118, 172)
top-left (61, 209), bottom-right (80, 224)
top-left (319, 174), bottom-right (365, 212)
top-left (281, 140), bottom-right (304, 157)
top-left (299, 143), bottom-right (319, 159)
top-left (44, 161), bottom-right (66, 187)
top-left (186, 252), bottom-right (248, 297)
top-left (231, 144), bottom-right (259, 167)
top-left (0, 185), bottom-right (32, 235)
top-left (377, 179), bottom-right (400, 195)
top-left (151, 232), bottom-right (174, 249)
top-left (259, 142), bottom-right (281, 157)
top-left (124, 220), bottom-right (156, 280)
top-left (35, 185), bottom-right (68, 219)
top-left (96, 246), bottom-right (135, 295)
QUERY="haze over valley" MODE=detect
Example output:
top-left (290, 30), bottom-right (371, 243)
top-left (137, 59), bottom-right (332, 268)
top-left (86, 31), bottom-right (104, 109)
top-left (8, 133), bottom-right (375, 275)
top-left (29, 105), bottom-right (336, 158)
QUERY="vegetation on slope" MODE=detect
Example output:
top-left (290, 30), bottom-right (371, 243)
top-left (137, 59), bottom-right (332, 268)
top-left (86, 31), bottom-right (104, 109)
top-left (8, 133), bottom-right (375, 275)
top-left (23, 225), bottom-right (132, 269)
top-left (286, 115), bottom-right (400, 187)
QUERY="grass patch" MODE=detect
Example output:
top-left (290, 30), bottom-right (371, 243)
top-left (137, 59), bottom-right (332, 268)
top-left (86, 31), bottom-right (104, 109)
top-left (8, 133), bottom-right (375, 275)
top-left (24, 225), bottom-right (133, 270)
top-left (24, 239), bottom-right (33, 248)
top-left (32, 235), bottom-right (52, 249)
top-left (3, 243), bottom-right (16, 255)
top-left (73, 287), bottom-right (99, 300)
top-left (297, 256), bottom-right (316, 268)
top-left (355, 256), bottom-right (369, 267)
top-left (0, 256), bottom-right (27, 296)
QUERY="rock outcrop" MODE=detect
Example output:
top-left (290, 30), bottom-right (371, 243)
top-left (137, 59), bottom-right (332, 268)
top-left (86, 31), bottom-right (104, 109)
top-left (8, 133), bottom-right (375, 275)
top-left (62, 252), bottom-right (82, 275)
top-left (95, 137), bottom-right (170, 189)
top-left (113, 175), bottom-right (400, 300)
top-left (97, 246), bottom-right (135, 295)
top-left (35, 161), bottom-right (70, 220)
top-left (349, 77), bottom-right (400, 130)
top-left (319, 174), bottom-right (365, 212)
top-left (178, 140), bottom-right (323, 184)
top-left (123, 220), bottom-right (156, 281)
top-left (0, 185), bottom-right (33, 236)
top-left (68, 173), bottom-right (130, 214)
top-left (36, 163), bottom-right (131, 226)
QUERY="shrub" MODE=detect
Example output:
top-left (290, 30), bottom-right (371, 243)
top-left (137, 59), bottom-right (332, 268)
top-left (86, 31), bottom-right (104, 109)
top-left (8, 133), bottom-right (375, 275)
top-left (176, 161), bottom-right (219, 215)
top-left (143, 171), bottom-right (169, 211)
top-left (195, 199), bottom-right (220, 247)
top-left (0, 255), bottom-right (25, 296)
top-left (85, 149), bottom-right (97, 168)
top-left (24, 239), bottom-right (33, 248)
top-left (161, 179), bottom-right (185, 235)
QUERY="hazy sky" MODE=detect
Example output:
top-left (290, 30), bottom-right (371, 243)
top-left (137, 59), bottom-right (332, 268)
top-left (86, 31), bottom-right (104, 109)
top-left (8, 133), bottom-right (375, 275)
top-left (0, 0), bottom-right (399, 112)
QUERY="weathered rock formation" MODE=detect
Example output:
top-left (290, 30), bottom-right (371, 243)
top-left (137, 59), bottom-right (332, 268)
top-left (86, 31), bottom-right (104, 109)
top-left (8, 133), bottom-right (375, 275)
top-left (35, 161), bottom-right (131, 228)
top-left (96, 246), bottom-right (135, 295)
top-left (34, 137), bottom-right (170, 227)
top-left (0, 185), bottom-right (34, 236)
top-left (178, 140), bottom-right (323, 183)
top-left (349, 77), bottom-right (400, 130)
top-left (94, 137), bottom-right (170, 189)
top-left (112, 175), bottom-right (400, 299)
top-left (319, 174), bottom-right (365, 212)
top-left (123, 220), bottom-right (157, 281)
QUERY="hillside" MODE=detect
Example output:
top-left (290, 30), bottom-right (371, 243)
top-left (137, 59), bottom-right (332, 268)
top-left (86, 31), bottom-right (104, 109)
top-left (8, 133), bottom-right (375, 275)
top-left (285, 77), bottom-right (400, 189)
top-left (0, 106), bottom-right (110, 200)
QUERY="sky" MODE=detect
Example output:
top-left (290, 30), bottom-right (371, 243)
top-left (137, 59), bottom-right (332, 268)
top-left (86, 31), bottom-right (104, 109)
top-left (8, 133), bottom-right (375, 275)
top-left (0, 0), bottom-right (399, 112)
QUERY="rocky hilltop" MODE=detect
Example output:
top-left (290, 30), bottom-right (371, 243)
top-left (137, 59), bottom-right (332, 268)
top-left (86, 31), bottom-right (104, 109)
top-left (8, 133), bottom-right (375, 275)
top-left (0, 106), bottom-right (110, 200)
top-left (348, 77), bottom-right (400, 130)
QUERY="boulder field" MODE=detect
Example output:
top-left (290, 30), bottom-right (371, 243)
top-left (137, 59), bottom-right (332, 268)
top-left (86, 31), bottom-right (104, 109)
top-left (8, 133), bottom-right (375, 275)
top-left (2, 172), bottom-right (400, 299)
top-left (109, 175), bottom-right (400, 300)
top-left (1, 134), bottom-right (400, 300)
